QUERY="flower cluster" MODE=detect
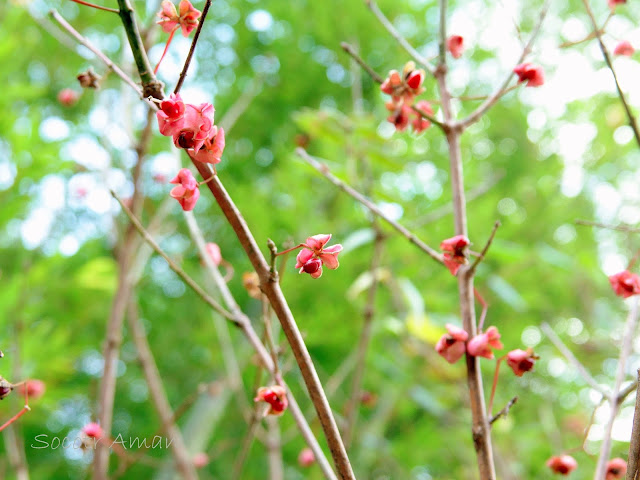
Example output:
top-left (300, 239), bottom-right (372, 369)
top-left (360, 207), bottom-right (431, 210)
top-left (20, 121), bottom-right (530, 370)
top-left (294, 234), bottom-right (343, 279)
top-left (157, 0), bottom-right (201, 37)
top-left (440, 234), bottom-right (470, 275)
top-left (254, 385), bottom-right (288, 416)
top-left (513, 63), bottom-right (545, 87)
top-left (157, 93), bottom-right (226, 165)
top-left (381, 62), bottom-right (433, 133)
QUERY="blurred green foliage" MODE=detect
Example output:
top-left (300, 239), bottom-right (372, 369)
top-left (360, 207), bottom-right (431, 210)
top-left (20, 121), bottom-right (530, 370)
top-left (0, 0), bottom-right (638, 478)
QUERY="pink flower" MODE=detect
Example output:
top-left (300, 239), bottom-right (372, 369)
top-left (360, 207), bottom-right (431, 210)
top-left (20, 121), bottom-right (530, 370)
top-left (546, 455), bottom-right (578, 475)
top-left (609, 270), bottom-right (640, 298)
top-left (467, 326), bottom-right (503, 359)
top-left (513, 63), bottom-right (545, 87)
top-left (192, 127), bottom-right (226, 164)
top-left (440, 235), bottom-right (470, 275)
top-left (16, 380), bottom-right (46, 400)
top-left (157, 0), bottom-right (201, 37)
top-left (193, 452), bottom-right (209, 469)
top-left (608, 0), bottom-right (626, 9)
top-left (506, 348), bottom-right (538, 376)
top-left (614, 41), bottom-right (634, 57)
top-left (386, 103), bottom-right (412, 132)
top-left (205, 242), bottom-right (222, 266)
top-left (435, 323), bottom-right (469, 364)
top-left (173, 103), bottom-right (216, 153)
top-left (294, 234), bottom-right (343, 279)
top-left (298, 448), bottom-right (315, 467)
top-left (380, 61), bottom-right (425, 105)
top-left (82, 422), bottom-right (104, 439)
top-left (58, 89), bottom-right (79, 107)
top-left (447, 35), bottom-right (464, 59)
top-left (412, 100), bottom-right (434, 133)
top-left (169, 168), bottom-right (200, 211)
top-left (605, 458), bottom-right (627, 480)
top-left (254, 385), bottom-right (288, 416)
top-left (157, 93), bottom-right (186, 136)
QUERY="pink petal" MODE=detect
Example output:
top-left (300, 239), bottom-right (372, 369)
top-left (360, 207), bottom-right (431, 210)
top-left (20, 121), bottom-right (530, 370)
top-left (319, 252), bottom-right (340, 270)
top-left (322, 243), bottom-right (343, 254)
top-left (310, 266), bottom-right (323, 279)
top-left (294, 248), bottom-right (314, 269)
top-left (306, 234), bottom-right (331, 250)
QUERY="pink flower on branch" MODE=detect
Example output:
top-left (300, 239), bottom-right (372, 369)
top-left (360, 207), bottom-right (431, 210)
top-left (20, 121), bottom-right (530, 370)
top-left (412, 100), bottom-right (434, 133)
top-left (447, 35), bottom-right (464, 59)
top-left (82, 422), bottom-right (104, 439)
top-left (173, 103), bottom-right (216, 153)
top-left (467, 326), bottom-right (503, 359)
top-left (157, 93), bottom-right (186, 136)
top-left (380, 61), bottom-right (425, 105)
top-left (506, 348), bottom-right (538, 376)
top-left (609, 270), bottom-right (640, 298)
top-left (16, 380), bottom-right (46, 400)
top-left (294, 234), bottom-right (343, 279)
top-left (546, 455), bottom-right (578, 475)
top-left (613, 41), bottom-right (634, 57)
top-left (205, 242), bottom-right (222, 266)
top-left (169, 168), bottom-right (200, 211)
top-left (157, 0), bottom-right (201, 37)
top-left (435, 323), bottom-right (469, 364)
top-left (605, 458), bottom-right (627, 479)
top-left (298, 447), bottom-right (315, 467)
top-left (58, 89), bottom-right (79, 107)
top-left (254, 385), bottom-right (288, 416)
top-left (514, 63), bottom-right (545, 87)
top-left (440, 234), bottom-right (470, 275)
top-left (192, 127), bottom-right (226, 164)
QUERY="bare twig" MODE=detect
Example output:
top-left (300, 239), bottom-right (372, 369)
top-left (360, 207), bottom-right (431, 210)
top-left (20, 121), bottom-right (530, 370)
top-left (489, 396), bottom-right (518, 425)
top-left (297, 148), bottom-right (444, 266)
top-left (364, 0), bottom-right (435, 75)
top-left (595, 298), bottom-right (639, 480)
top-left (618, 379), bottom-right (638, 406)
top-left (188, 160), bottom-right (354, 480)
top-left (541, 323), bottom-right (608, 396)
top-left (469, 221), bottom-right (501, 273)
top-left (627, 370), bottom-right (640, 480)
top-left (457, 3), bottom-right (548, 130)
top-left (581, 0), bottom-right (640, 149)
top-left (126, 300), bottom-right (198, 480)
top-left (343, 229), bottom-right (384, 449)
top-left (576, 219), bottom-right (640, 234)
top-left (174, 0), bottom-right (213, 94)
top-left (49, 9), bottom-right (147, 100)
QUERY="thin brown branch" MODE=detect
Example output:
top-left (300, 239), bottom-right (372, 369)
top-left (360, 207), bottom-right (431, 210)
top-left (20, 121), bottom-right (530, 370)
top-left (595, 298), bottom-right (639, 480)
top-left (126, 300), bottom-right (198, 480)
top-left (48, 9), bottom-right (147, 102)
top-left (69, 0), bottom-right (119, 13)
top-left (618, 379), bottom-right (638, 406)
top-left (576, 219), bottom-right (640, 234)
top-left (364, 0), bottom-right (435, 75)
top-left (627, 370), bottom-right (640, 480)
top-left (174, 0), bottom-right (213, 94)
top-left (457, 3), bottom-right (548, 130)
top-left (540, 322), bottom-right (608, 395)
top-left (189, 160), bottom-right (354, 480)
top-left (469, 221), bottom-right (501, 273)
top-left (297, 148), bottom-right (444, 266)
top-left (343, 228), bottom-right (384, 449)
top-left (581, 0), bottom-right (640, 149)
top-left (489, 396), bottom-right (518, 425)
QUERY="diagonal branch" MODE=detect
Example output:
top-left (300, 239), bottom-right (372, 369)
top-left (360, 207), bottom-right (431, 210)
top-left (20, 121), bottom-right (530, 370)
top-left (627, 370), bottom-right (640, 480)
top-left (581, 0), bottom-right (640, 150)
top-left (469, 220), bottom-right (501, 273)
top-left (457, 3), bottom-right (548, 130)
top-left (297, 148), bottom-right (445, 266)
top-left (174, 0), bottom-right (213, 94)
top-left (364, 0), bottom-right (435, 75)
